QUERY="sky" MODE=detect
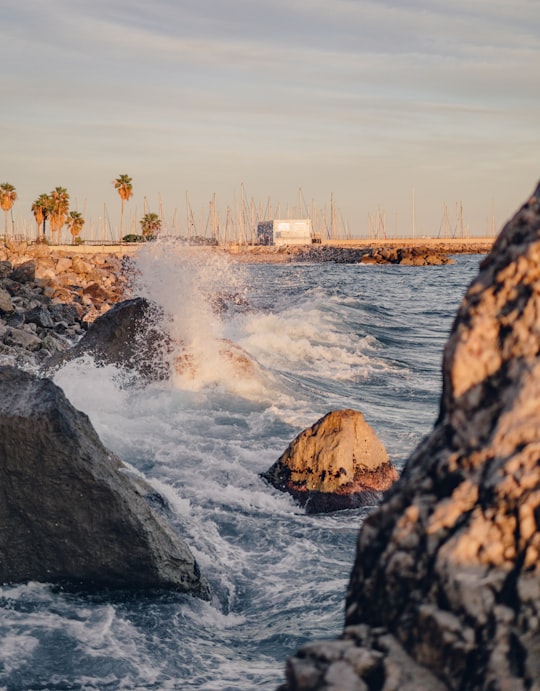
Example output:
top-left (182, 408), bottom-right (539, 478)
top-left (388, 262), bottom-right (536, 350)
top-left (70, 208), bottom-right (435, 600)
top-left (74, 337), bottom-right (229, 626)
top-left (2, 0), bottom-right (540, 240)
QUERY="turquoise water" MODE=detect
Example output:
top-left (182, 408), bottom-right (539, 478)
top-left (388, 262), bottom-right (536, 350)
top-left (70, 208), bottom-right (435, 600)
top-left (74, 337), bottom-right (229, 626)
top-left (0, 247), bottom-right (482, 690)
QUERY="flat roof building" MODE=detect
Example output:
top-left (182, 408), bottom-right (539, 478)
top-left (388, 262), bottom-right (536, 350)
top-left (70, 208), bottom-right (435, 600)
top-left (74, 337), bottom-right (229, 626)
top-left (257, 219), bottom-right (313, 246)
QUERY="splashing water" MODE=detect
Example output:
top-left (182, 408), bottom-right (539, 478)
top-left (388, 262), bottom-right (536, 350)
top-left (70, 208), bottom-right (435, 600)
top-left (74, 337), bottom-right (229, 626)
top-left (124, 241), bottom-right (278, 398)
top-left (2, 249), bottom-right (484, 690)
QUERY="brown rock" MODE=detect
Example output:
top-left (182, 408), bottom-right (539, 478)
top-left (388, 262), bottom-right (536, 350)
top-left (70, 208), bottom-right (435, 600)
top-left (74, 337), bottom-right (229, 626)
top-left (83, 281), bottom-right (111, 301)
top-left (0, 288), bottom-right (14, 314)
top-left (55, 256), bottom-right (73, 273)
top-left (71, 255), bottom-right (94, 275)
top-left (263, 409), bottom-right (397, 513)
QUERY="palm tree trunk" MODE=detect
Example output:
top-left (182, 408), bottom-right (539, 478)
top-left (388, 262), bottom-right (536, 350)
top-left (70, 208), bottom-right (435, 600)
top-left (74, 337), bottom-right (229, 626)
top-left (120, 198), bottom-right (125, 239)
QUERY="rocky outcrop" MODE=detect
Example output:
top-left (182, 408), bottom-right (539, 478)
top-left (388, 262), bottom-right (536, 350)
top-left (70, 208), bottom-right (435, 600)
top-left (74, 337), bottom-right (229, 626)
top-left (0, 365), bottom-right (208, 597)
top-left (263, 409), bottom-right (398, 513)
top-left (282, 245), bottom-right (453, 265)
top-left (278, 184), bottom-right (540, 690)
top-left (359, 245), bottom-right (453, 266)
top-left (43, 297), bottom-right (173, 381)
top-left (0, 242), bottom-right (127, 368)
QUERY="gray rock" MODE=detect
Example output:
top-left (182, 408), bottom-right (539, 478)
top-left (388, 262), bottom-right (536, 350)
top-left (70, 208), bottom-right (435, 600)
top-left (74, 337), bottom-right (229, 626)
top-left (4, 327), bottom-right (43, 351)
top-left (0, 365), bottom-right (208, 596)
top-left (24, 305), bottom-right (55, 329)
top-left (0, 288), bottom-right (13, 314)
top-left (0, 261), bottom-right (12, 279)
top-left (10, 260), bottom-right (36, 283)
top-left (44, 297), bottom-right (172, 381)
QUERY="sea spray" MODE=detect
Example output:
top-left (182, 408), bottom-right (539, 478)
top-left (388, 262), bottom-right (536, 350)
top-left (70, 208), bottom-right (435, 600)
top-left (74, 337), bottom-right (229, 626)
top-left (123, 240), bottom-right (279, 398)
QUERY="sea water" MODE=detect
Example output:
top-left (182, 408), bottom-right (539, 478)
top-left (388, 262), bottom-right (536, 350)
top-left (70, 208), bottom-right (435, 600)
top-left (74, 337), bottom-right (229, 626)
top-left (0, 245), bottom-right (483, 690)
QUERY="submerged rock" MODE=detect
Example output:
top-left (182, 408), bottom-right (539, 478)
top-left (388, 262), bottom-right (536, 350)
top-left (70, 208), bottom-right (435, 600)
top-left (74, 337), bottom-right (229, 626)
top-left (263, 409), bottom-right (398, 513)
top-left (278, 182), bottom-right (540, 689)
top-left (0, 365), bottom-right (208, 597)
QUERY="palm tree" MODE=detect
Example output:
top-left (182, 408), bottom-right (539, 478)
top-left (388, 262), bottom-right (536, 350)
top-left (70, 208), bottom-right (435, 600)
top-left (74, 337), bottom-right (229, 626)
top-left (0, 183), bottom-right (17, 236)
top-left (67, 210), bottom-right (85, 243)
top-left (32, 193), bottom-right (52, 241)
top-left (49, 187), bottom-right (70, 242)
top-left (114, 174), bottom-right (133, 239)
top-left (140, 212), bottom-right (161, 239)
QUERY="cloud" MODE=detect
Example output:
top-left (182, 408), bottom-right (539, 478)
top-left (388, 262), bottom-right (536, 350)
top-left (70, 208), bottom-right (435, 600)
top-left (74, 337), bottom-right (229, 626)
top-left (1, 0), bottom-right (539, 235)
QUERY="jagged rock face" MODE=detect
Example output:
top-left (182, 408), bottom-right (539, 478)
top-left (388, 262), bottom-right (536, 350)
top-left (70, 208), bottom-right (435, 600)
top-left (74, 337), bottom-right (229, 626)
top-left (279, 184), bottom-right (540, 690)
top-left (263, 409), bottom-right (398, 513)
top-left (0, 366), bottom-right (208, 597)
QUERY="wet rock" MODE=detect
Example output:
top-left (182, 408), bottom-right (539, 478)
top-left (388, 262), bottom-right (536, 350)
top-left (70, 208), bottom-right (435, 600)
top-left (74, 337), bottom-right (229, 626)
top-left (278, 182), bottom-right (540, 689)
top-left (24, 306), bottom-right (55, 329)
top-left (263, 409), bottom-right (398, 513)
top-left (44, 297), bottom-right (172, 380)
top-left (0, 365), bottom-right (208, 596)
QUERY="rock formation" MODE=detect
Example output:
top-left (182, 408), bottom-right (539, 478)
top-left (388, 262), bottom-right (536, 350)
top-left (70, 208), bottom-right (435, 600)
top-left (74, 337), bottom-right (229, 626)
top-left (263, 409), bottom-right (398, 513)
top-left (43, 297), bottom-right (173, 381)
top-left (0, 242), bottom-right (127, 368)
top-left (359, 245), bottom-right (453, 266)
top-left (0, 365), bottom-right (208, 597)
top-left (281, 245), bottom-right (453, 265)
top-left (278, 185), bottom-right (540, 690)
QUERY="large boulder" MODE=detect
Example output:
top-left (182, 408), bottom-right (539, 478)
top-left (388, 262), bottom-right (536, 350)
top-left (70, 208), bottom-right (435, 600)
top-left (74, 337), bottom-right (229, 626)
top-left (0, 365), bottom-right (208, 597)
top-left (43, 297), bottom-right (173, 381)
top-left (44, 295), bottom-right (260, 386)
top-left (263, 409), bottom-right (398, 513)
top-left (278, 183), bottom-right (540, 690)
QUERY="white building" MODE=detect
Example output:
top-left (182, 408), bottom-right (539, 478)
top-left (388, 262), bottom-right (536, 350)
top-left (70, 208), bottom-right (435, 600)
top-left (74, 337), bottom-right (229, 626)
top-left (257, 219), bottom-right (313, 246)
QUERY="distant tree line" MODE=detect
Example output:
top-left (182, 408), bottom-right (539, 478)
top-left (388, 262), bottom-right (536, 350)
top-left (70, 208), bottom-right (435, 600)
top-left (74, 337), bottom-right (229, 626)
top-left (0, 174), bottom-right (162, 244)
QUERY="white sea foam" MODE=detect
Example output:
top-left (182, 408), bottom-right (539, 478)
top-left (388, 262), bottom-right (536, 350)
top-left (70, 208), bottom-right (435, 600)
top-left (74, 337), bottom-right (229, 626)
top-left (0, 634), bottom-right (39, 674)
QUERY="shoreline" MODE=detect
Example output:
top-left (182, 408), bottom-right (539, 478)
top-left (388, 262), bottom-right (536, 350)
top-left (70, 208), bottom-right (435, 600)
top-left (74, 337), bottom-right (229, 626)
top-left (45, 235), bottom-right (495, 263)
top-left (220, 236), bottom-right (495, 264)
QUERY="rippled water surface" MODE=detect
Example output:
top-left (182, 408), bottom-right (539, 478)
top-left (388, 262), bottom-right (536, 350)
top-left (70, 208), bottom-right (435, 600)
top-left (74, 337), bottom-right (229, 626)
top-left (0, 247), bottom-right (483, 690)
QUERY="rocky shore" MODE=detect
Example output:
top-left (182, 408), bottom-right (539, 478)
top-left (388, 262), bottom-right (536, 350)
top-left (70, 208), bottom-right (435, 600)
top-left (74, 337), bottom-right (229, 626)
top-left (0, 236), bottom-right (493, 368)
top-left (0, 241), bottom-right (127, 368)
